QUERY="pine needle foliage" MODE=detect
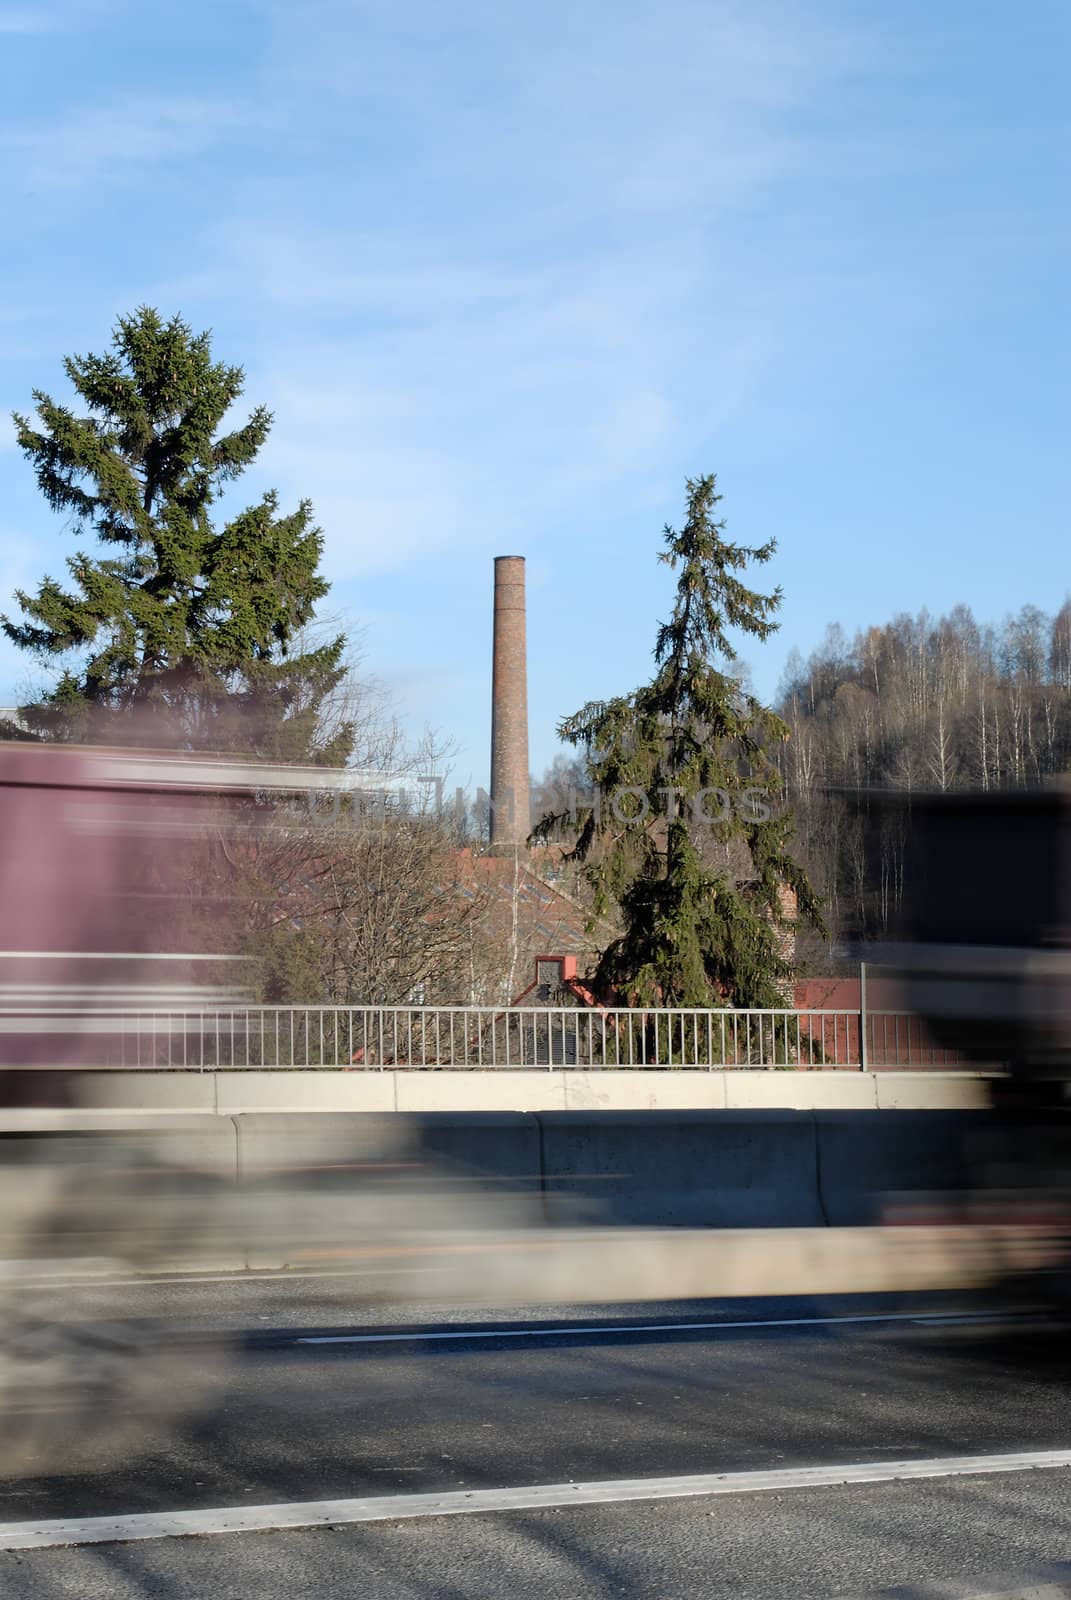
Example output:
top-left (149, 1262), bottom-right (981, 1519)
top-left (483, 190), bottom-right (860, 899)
top-left (4, 308), bottom-right (352, 762)
top-left (541, 474), bottom-right (822, 1008)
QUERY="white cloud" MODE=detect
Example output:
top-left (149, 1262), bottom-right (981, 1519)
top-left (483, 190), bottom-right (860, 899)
top-left (0, 0), bottom-right (119, 32)
top-left (7, 93), bottom-right (251, 187)
top-left (26, 0), bottom-right (876, 584)
top-left (0, 8), bottom-right (48, 29)
top-left (176, 174), bottom-right (799, 579)
top-left (255, 0), bottom-right (871, 225)
top-left (203, 233), bottom-right (691, 578)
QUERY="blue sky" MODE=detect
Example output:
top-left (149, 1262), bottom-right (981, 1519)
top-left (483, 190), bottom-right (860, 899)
top-left (1, 0), bottom-right (1067, 786)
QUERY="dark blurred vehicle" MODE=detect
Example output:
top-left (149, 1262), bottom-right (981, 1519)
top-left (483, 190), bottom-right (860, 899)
top-left (863, 780), bottom-right (1071, 1299)
top-left (890, 780), bottom-right (1071, 1095)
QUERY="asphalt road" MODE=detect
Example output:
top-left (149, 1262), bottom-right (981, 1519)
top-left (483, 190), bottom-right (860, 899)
top-left (3, 1276), bottom-right (1071, 1598)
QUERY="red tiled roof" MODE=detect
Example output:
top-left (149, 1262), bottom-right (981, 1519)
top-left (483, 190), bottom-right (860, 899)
top-left (453, 848), bottom-right (596, 955)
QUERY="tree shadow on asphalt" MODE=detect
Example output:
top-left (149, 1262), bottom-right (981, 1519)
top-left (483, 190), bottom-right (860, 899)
top-left (8, 1315), bottom-right (1071, 1598)
top-left (8, 1490), bottom-right (1071, 1600)
top-left (10, 1312), bottom-right (1071, 1513)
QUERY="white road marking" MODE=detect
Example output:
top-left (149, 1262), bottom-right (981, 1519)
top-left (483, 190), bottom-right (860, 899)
top-left (4, 1448), bottom-right (1071, 1550)
top-left (962, 1591), bottom-right (1071, 1599)
top-left (852, 1588), bottom-right (1071, 1599)
top-left (908, 1313), bottom-right (1002, 1326)
top-left (296, 1309), bottom-right (1007, 1346)
top-left (852, 1587), bottom-right (1071, 1600)
top-left (11, 1266), bottom-right (447, 1289)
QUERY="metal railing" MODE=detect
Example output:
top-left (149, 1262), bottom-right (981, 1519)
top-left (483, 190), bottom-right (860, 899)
top-left (2, 1003), bottom-right (966, 1070)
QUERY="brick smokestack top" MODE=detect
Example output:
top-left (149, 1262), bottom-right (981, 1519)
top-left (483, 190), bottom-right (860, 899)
top-left (490, 555), bottom-right (530, 849)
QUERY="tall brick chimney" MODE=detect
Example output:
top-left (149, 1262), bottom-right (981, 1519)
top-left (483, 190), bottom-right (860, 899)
top-left (490, 555), bottom-right (530, 849)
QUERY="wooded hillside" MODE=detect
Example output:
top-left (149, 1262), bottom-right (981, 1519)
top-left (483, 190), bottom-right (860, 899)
top-left (776, 602), bottom-right (1071, 966)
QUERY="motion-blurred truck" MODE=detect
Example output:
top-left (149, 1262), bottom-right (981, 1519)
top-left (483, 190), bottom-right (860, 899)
top-left (869, 779), bottom-right (1071, 1298)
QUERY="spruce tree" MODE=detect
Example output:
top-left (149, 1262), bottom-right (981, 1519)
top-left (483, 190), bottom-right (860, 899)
top-left (4, 307), bottom-right (352, 763)
top-left (543, 474), bottom-right (822, 1008)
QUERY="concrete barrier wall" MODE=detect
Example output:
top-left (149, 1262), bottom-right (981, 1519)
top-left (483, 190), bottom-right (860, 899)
top-left (68, 1069), bottom-right (994, 1115)
top-left (2, 1106), bottom-right (1004, 1257)
top-left (537, 1110), bottom-right (827, 1229)
top-left (814, 1110), bottom-right (989, 1227)
top-left (3, 1103), bottom-right (1050, 1300)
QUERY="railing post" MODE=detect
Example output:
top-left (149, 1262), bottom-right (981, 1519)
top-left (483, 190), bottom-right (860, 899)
top-left (859, 961), bottom-right (869, 1073)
